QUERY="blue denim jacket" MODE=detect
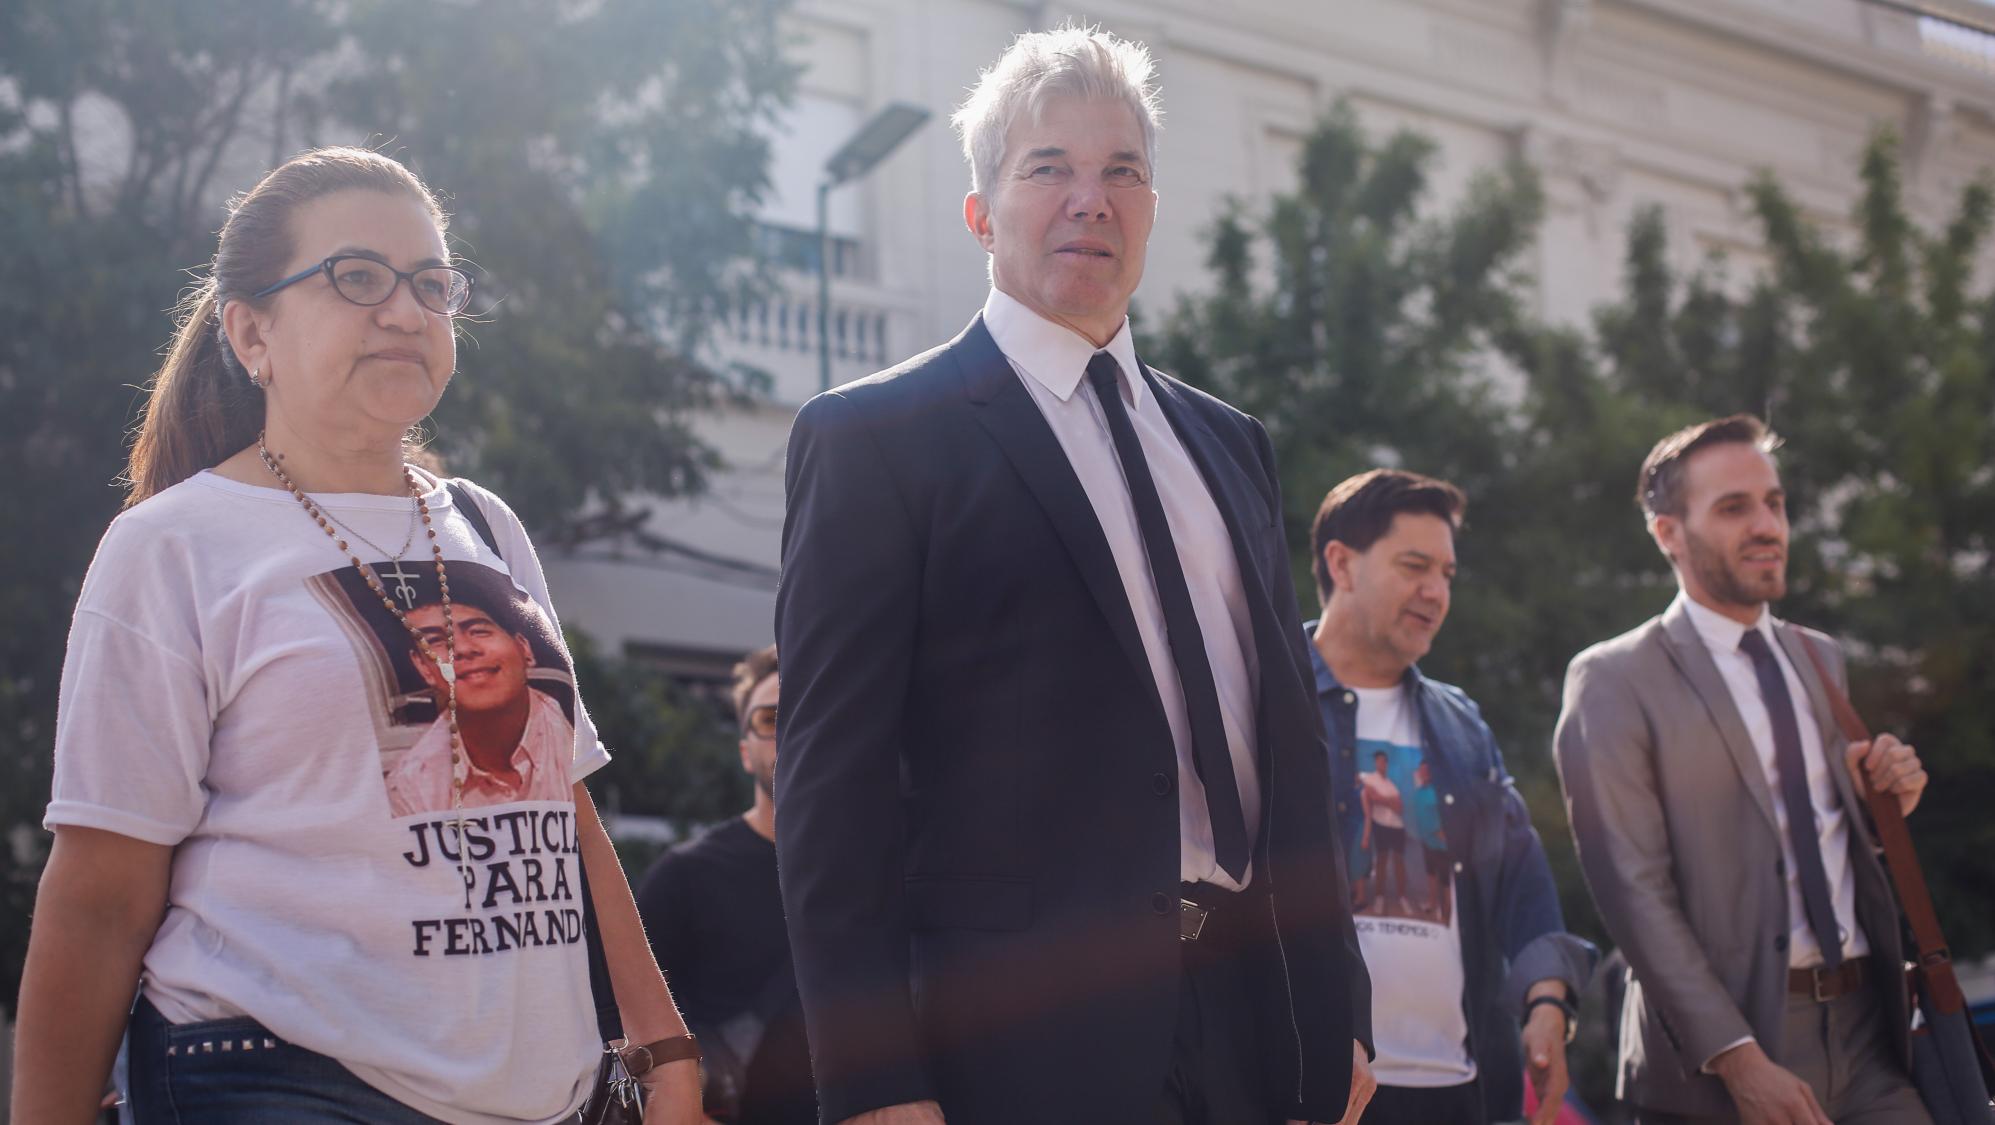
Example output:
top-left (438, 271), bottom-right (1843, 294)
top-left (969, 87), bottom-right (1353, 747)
top-left (1305, 622), bottom-right (1597, 1121)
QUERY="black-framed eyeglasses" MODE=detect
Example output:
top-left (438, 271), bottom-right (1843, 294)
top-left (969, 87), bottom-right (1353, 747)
top-left (252, 255), bottom-right (473, 316)
top-left (743, 704), bottom-right (777, 741)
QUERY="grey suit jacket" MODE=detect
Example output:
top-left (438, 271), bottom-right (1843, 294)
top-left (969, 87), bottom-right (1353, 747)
top-left (1553, 599), bottom-right (1907, 1117)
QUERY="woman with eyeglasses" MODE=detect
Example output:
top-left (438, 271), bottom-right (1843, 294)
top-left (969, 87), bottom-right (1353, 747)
top-left (12, 147), bottom-right (701, 1125)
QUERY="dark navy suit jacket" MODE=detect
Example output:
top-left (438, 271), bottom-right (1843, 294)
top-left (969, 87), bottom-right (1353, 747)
top-left (774, 316), bottom-right (1370, 1124)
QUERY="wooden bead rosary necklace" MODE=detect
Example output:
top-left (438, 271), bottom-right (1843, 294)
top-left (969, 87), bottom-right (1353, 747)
top-left (258, 431), bottom-right (474, 906)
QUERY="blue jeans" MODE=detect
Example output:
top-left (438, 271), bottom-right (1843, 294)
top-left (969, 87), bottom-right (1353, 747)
top-left (125, 995), bottom-right (444, 1124)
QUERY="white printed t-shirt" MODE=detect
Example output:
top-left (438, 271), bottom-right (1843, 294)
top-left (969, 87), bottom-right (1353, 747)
top-left (1348, 684), bottom-right (1476, 1089)
top-left (47, 471), bottom-right (610, 1125)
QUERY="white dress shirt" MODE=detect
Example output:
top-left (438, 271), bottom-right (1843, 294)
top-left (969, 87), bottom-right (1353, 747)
top-left (984, 288), bottom-right (1263, 890)
top-left (1677, 593), bottom-right (1868, 969)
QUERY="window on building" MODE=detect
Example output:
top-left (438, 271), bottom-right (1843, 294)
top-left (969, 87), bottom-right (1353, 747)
top-left (759, 91), bottom-right (869, 279)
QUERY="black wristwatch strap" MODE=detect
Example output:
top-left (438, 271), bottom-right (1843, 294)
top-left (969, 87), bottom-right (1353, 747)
top-left (1524, 994), bottom-right (1578, 1043)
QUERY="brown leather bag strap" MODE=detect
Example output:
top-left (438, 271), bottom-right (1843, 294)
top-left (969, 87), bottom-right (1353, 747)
top-left (1798, 636), bottom-right (1967, 1015)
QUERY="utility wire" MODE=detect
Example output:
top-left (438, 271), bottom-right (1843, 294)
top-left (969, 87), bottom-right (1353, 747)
top-left (556, 544), bottom-right (781, 590)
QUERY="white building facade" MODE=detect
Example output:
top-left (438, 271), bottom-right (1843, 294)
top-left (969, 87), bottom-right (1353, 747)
top-left (543, 0), bottom-right (1995, 677)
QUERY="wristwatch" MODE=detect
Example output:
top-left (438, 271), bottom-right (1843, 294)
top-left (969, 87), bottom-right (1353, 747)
top-left (615, 1033), bottom-right (701, 1079)
top-left (1523, 994), bottom-right (1578, 1044)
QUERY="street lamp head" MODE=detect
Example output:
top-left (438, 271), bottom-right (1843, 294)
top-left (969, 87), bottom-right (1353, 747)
top-left (817, 102), bottom-right (929, 393)
top-left (825, 102), bottom-right (931, 185)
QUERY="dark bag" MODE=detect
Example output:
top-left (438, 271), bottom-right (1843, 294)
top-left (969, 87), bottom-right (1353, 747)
top-left (1800, 641), bottom-right (1995, 1125)
top-left (575, 856), bottom-right (645, 1125)
top-left (690, 954), bottom-right (800, 1121)
top-left (449, 483), bottom-right (644, 1125)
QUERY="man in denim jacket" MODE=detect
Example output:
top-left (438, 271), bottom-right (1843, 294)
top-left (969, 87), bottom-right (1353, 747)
top-left (1304, 469), bottom-right (1596, 1124)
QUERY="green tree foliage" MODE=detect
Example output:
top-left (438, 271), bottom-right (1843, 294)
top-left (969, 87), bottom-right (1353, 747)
top-left (566, 630), bottom-right (751, 881)
top-left (323, 0), bottom-right (800, 540)
top-left (1152, 103), bottom-right (1539, 525)
top-left (1149, 101), bottom-right (1599, 769)
top-left (1151, 109), bottom-right (1995, 966)
top-left (567, 631), bottom-right (750, 830)
top-left (0, 0), bottom-right (792, 1013)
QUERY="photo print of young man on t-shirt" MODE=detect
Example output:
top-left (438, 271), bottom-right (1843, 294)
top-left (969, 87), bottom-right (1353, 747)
top-left (1347, 683), bottom-right (1475, 1086)
top-left (1354, 723), bottom-right (1451, 924)
top-left (305, 559), bottom-right (577, 817)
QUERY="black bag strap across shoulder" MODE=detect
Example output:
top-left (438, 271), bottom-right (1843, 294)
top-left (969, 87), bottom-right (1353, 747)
top-left (446, 481), bottom-right (503, 559)
top-left (445, 479), bottom-right (624, 1045)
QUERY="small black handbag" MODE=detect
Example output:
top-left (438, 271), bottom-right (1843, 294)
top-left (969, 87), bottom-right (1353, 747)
top-left (575, 853), bottom-right (644, 1125)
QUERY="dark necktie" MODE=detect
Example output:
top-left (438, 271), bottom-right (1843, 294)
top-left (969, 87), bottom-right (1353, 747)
top-left (1085, 352), bottom-right (1250, 882)
top-left (1738, 628), bottom-right (1843, 968)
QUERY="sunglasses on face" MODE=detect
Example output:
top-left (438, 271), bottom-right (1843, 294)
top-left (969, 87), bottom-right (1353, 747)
top-left (743, 704), bottom-right (777, 740)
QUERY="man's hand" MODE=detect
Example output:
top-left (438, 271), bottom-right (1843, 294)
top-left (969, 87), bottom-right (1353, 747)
top-left (840, 1101), bottom-right (946, 1125)
top-left (1710, 1041), bottom-right (1831, 1125)
top-left (1846, 733), bottom-right (1927, 817)
top-left (1284, 1040), bottom-right (1376, 1125)
top-left (1521, 983), bottom-right (1571, 1125)
top-left (1325, 1039), bottom-right (1377, 1125)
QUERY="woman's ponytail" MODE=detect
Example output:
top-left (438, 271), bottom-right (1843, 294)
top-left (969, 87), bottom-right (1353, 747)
top-left (123, 280), bottom-right (265, 506)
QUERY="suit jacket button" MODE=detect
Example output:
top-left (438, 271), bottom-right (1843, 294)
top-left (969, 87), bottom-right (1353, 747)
top-left (1152, 772), bottom-right (1174, 796)
top-left (1775, 934), bottom-right (1790, 953)
top-left (1152, 892), bottom-right (1172, 915)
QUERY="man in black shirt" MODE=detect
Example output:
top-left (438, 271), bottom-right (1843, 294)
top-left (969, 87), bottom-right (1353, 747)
top-left (636, 645), bottom-right (813, 1124)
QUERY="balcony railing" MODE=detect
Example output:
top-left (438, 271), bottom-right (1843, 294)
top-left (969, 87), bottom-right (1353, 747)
top-left (729, 294), bottom-right (891, 367)
top-left (723, 285), bottom-right (915, 402)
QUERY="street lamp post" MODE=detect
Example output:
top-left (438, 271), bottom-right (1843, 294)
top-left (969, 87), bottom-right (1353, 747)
top-left (816, 178), bottom-right (833, 393)
top-left (816, 102), bottom-right (929, 392)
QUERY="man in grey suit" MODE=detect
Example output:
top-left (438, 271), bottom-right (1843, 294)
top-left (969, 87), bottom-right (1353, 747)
top-left (1554, 414), bottom-right (1932, 1125)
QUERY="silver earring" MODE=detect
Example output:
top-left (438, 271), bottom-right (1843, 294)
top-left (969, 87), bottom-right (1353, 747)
top-left (250, 365), bottom-right (265, 389)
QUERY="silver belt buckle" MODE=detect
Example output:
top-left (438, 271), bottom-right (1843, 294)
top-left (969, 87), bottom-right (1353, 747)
top-left (1179, 899), bottom-right (1210, 942)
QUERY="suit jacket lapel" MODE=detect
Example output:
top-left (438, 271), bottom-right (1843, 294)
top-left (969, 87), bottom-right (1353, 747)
top-left (1658, 602), bottom-right (1781, 835)
top-left (956, 316), bottom-right (1164, 719)
top-left (1775, 623), bottom-right (1869, 824)
top-left (1145, 369), bottom-right (1270, 604)
top-left (1145, 368), bottom-right (1287, 772)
